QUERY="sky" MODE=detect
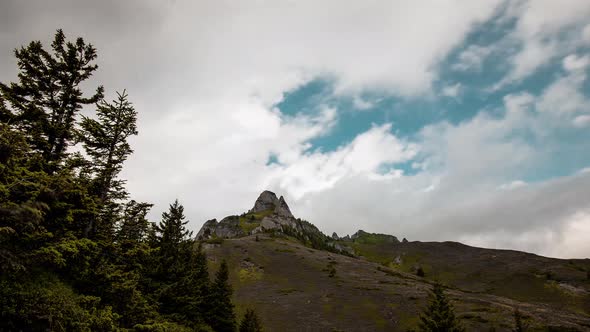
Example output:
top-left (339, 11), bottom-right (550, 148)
top-left (1, 0), bottom-right (590, 258)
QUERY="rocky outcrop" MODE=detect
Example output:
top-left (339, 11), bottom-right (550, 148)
top-left (249, 190), bottom-right (294, 218)
top-left (249, 190), bottom-right (279, 214)
top-left (198, 190), bottom-right (299, 240)
top-left (197, 190), bottom-right (392, 258)
top-left (351, 230), bottom-right (399, 243)
top-left (197, 216), bottom-right (245, 239)
top-left (196, 219), bottom-right (218, 239)
top-left (275, 196), bottom-right (293, 218)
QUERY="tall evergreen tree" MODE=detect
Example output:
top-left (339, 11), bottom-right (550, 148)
top-left (0, 29), bottom-right (104, 171)
top-left (156, 199), bottom-right (192, 260)
top-left (208, 260), bottom-right (237, 332)
top-left (117, 200), bottom-right (153, 244)
top-left (239, 309), bottom-right (263, 332)
top-left (79, 90), bottom-right (138, 238)
top-left (418, 282), bottom-right (465, 332)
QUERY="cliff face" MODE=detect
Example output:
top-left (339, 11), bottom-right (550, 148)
top-left (196, 190), bottom-right (352, 255)
top-left (197, 190), bottom-right (299, 240)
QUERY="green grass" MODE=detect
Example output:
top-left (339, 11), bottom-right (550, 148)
top-left (352, 232), bottom-right (398, 245)
top-left (238, 267), bottom-right (264, 284)
top-left (238, 209), bottom-right (275, 234)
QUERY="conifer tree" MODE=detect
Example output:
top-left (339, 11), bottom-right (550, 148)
top-left (208, 260), bottom-right (237, 332)
top-left (239, 309), bottom-right (263, 332)
top-left (156, 199), bottom-right (192, 260)
top-left (117, 200), bottom-right (153, 243)
top-left (418, 282), bottom-right (465, 332)
top-left (79, 90), bottom-right (138, 238)
top-left (0, 29), bottom-right (104, 171)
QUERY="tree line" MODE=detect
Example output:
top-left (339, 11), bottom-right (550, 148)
top-left (0, 30), bottom-right (261, 331)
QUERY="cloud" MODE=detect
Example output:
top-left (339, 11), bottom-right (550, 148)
top-left (441, 83), bottom-right (461, 98)
top-left (563, 54), bottom-right (590, 72)
top-left (352, 96), bottom-right (375, 111)
top-left (498, 180), bottom-right (527, 190)
top-left (496, 0), bottom-right (590, 86)
top-left (281, 72), bottom-right (590, 259)
top-left (266, 123), bottom-right (417, 199)
top-left (2, 0), bottom-right (590, 258)
top-left (573, 115), bottom-right (590, 128)
top-left (452, 45), bottom-right (493, 71)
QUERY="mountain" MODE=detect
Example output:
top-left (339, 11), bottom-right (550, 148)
top-left (197, 190), bottom-right (353, 254)
top-left (198, 191), bottom-right (590, 331)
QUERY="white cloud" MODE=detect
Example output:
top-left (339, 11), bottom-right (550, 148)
top-left (452, 45), bottom-right (493, 71)
top-left (573, 115), bottom-right (590, 128)
top-left (2, 1), bottom-right (590, 258)
top-left (441, 83), bottom-right (461, 98)
top-left (266, 123), bottom-right (417, 199)
top-left (536, 70), bottom-right (589, 116)
top-left (497, 0), bottom-right (590, 86)
top-left (352, 96), bottom-right (375, 111)
top-left (498, 180), bottom-right (527, 190)
top-left (583, 23), bottom-right (590, 44)
top-left (563, 54), bottom-right (590, 72)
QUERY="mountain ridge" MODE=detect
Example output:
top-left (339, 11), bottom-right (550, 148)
top-left (197, 190), bottom-right (590, 331)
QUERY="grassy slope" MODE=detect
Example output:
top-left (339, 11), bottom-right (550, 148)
top-left (342, 239), bottom-right (590, 315)
top-left (205, 235), bottom-right (590, 331)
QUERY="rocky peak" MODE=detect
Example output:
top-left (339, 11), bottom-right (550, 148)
top-left (249, 190), bottom-right (294, 219)
top-left (249, 190), bottom-right (279, 214)
top-left (274, 195), bottom-right (294, 218)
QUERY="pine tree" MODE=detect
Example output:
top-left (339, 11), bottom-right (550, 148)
top-left (0, 29), bottom-right (104, 171)
top-left (117, 200), bottom-right (153, 243)
top-left (239, 309), bottom-right (263, 332)
top-left (418, 282), bottom-right (465, 332)
top-left (156, 200), bottom-right (192, 260)
top-left (175, 243), bottom-right (211, 324)
top-left (79, 90), bottom-right (138, 238)
top-left (208, 260), bottom-right (237, 332)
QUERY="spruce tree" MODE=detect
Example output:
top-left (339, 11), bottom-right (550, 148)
top-left (79, 90), bottom-right (139, 238)
top-left (155, 199), bottom-right (193, 276)
top-left (0, 29), bottom-right (104, 171)
top-left (239, 309), bottom-right (263, 332)
top-left (418, 282), bottom-right (465, 332)
top-left (208, 260), bottom-right (237, 332)
top-left (117, 200), bottom-right (153, 243)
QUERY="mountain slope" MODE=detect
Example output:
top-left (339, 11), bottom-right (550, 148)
top-left (204, 234), bottom-right (590, 331)
top-left (197, 191), bottom-right (590, 331)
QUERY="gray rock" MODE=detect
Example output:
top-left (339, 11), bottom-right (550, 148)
top-left (214, 216), bottom-right (245, 238)
top-left (274, 196), bottom-right (294, 218)
top-left (249, 190), bottom-right (279, 213)
top-left (331, 232), bottom-right (339, 240)
top-left (197, 219), bottom-right (218, 239)
top-left (260, 216), bottom-right (282, 231)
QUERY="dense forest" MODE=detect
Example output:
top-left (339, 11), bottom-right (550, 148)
top-left (0, 30), bottom-right (263, 331)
